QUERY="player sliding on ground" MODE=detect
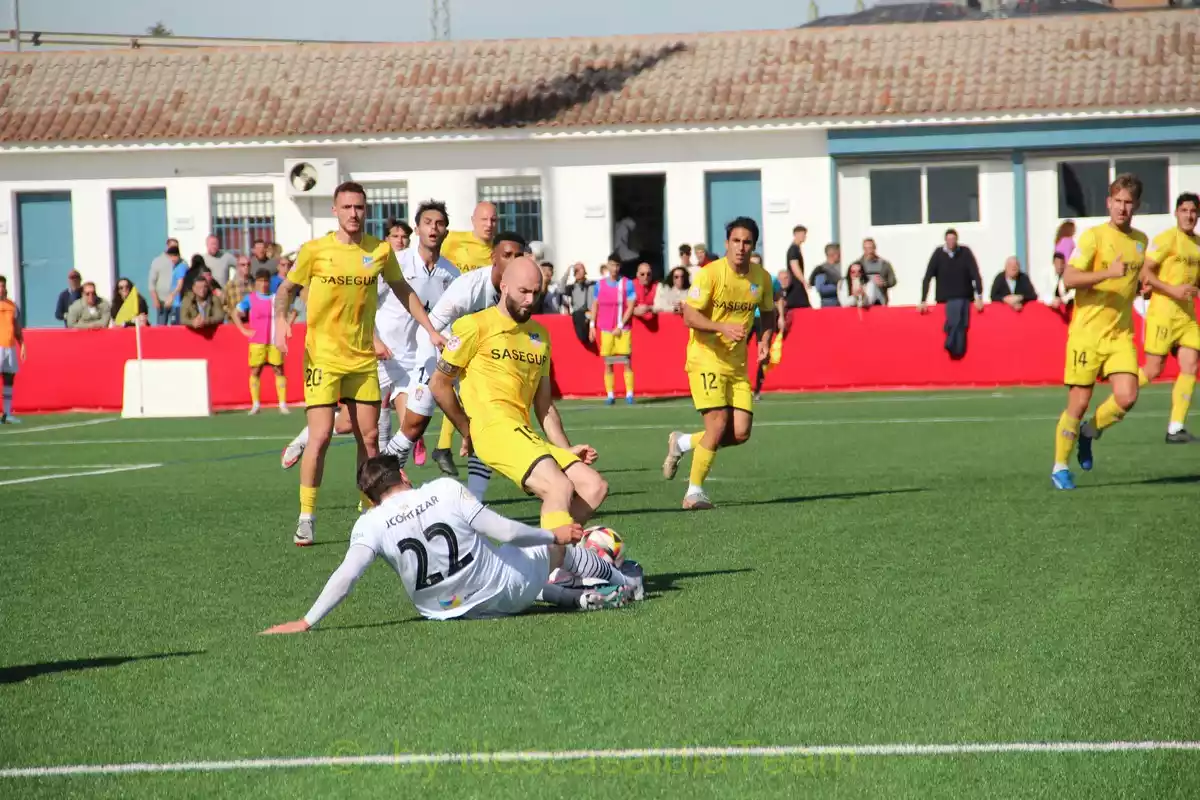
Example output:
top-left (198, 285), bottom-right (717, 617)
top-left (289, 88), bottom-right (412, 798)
top-left (1051, 173), bottom-right (1147, 490)
top-left (1138, 191), bottom-right (1200, 443)
top-left (261, 455), bottom-right (643, 631)
top-left (662, 217), bottom-right (775, 509)
top-left (274, 181), bottom-right (445, 545)
top-left (432, 257), bottom-right (609, 536)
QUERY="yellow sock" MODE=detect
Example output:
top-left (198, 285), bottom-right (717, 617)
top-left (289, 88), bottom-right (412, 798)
top-left (1054, 412), bottom-right (1080, 466)
top-left (603, 369), bottom-right (615, 395)
top-left (299, 485), bottom-right (318, 517)
top-left (623, 367), bottom-right (634, 396)
top-left (359, 491), bottom-right (374, 510)
top-left (249, 374), bottom-right (261, 405)
top-left (689, 444), bottom-right (717, 487)
top-left (1170, 372), bottom-right (1196, 428)
top-left (1094, 395), bottom-right (1127, 432)
top-left (274, 374), bottom-right (287, 403)
top-left (540, 509), bottom-right (574, 530)
top-left (437, 414), bottom-right (454, 450)
top-left (1138, 368), bottom-right (1150, 388)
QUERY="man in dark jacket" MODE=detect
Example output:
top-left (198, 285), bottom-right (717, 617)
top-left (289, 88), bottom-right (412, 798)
top-left (989, 256), bottom-right (1039, 311)
top-left (919, 229), bottom-right (984, 359)
top-left (54, 269), bottom-right (83, 327)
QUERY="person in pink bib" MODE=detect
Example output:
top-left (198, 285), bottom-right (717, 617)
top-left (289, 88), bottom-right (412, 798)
top-left (588, 258), bottom-right (637, 405)
top-left (234, 268), bottom-right (291, 414)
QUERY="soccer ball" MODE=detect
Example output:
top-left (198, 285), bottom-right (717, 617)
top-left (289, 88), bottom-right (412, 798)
top-left (583, 525), bottom-right (624, 567)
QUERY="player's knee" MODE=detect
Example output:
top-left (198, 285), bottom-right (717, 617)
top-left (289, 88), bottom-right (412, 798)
top-left (1114, 385), bottom-right (1138, 410)
top-left (732, 428), bottom-right (752, 446)
top-left (576, 470), bottom-right (608, 508)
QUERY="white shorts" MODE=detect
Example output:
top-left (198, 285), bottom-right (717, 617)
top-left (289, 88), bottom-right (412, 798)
top-left (403, 337), bottom-right (441, 418)
top-left (463, 544), bottom-right (550, 619)
top-left (376, 358), bottom-right (414, 403)
top-left (0, 347), bottom-right (17, 375)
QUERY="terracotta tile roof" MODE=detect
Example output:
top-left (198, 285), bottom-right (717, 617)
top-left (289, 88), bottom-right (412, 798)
top-left (1, 10), bottom-right (1198, 144)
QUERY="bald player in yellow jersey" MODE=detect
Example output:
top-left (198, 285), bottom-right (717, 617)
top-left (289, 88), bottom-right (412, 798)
top-left (662, 217), bottom-right (776, 509)
top-left (1138, 191), bottom-right (1200, 443)
top-left (274, 181), bottom-right (445, 545)
top-left (431, 257), bottom-right (609, 539)
top-left (1051, 174), bottom-right (1148, 490)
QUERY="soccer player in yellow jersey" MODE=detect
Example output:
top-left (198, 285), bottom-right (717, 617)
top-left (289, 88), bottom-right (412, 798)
top-left (1051, 174), bottom-right (1148, 490)
top-left (1138, 192), bottom-right (1200, 443)
top-left (662, 217), bottom-right (775, 509)
top-left (274, 181), bottom-right (446, 545)
top-left (0, 275), bottom-right (26, 424)
top-left (432, 257), bottom-right (609, 538)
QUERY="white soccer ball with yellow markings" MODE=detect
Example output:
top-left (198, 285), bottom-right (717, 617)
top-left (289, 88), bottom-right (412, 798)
top-left (582, 525), bottom-right (625, 567)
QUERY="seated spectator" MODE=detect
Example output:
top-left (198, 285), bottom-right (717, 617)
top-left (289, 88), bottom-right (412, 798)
top-left (810, 243), bottom-right (843, 308)
top-left (654, 267), bottom-right (690, 314)
top-left (774, 269), bottom-right (810, 315)
top-left (1041, 252), bottom-right (1075, 311)
top-left (632, 262), bottom-right (657, 322)
top-left (989, 256), bottom-right (1038, 311)
top-left (532, 262), bottom-right (563, 314)
top-left (110, 278), bottom-right (149, 327)
top-left (180, 277), bottom-right (226, 329)
top-left (838, 261), bottom-right (884, 307)
top-left (270, 255), bottom-right (292, 294)
top-left (859, 238), bottom-right (897, 305)
top-left (66, 282), bottom-right (111, 329)
top-left (54, 270), bottom-right (83, 327)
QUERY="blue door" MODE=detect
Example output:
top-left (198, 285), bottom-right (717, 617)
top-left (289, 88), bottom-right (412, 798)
top-left (705, 171), bottom-right (763, 256)
top-left (17, 193), bottom-right (75, 328)
top-left (112, 189), bottom-right (168, 286)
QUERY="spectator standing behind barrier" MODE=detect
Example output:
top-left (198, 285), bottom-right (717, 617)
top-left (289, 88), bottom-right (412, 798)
top-left (839, 261), bottom-right (884, 308)
top-left (655, 267), bottom-right (690, 314)
top-left (180, 277), bottom-right (226, 329)
top-left (202, 234), bottom-right (239, 286)
top-left (693, 243), bottom-right (715, 268)
top-left (147, 238), bottom-right (180, 325)
top-left (859, 238), bottom-right (897, 305)
top-left (165, 248), bottom-right (188, 325)
top-left (676, 244), bottom-right (693, 272)
top-left (989, 256), bottom-right (1039, 311)
top-left (561, 262), bottom-right (594, 347)
top-left (784, 225), bottom-right (812, 307)
top-left (919, 228), bottom-right (984, 360)
top-left (532, 262), bottom-right (563, 314)
top-left (66, 282), bottom-right (111, 329)
top-left (111, 278), bottom-right (149, 327)
top-left (270, 255), bottom-right (292, 294)
top-left (250, 239), bottom-right (277, 273)
top-left (1054, 220), bottom-right (1077, 263)
top-left (1041, 252), bottom-right (1075, 314)
top-left (810, 244), bottom-right (843, 308)
top-left (632, 262), bottom-right (657, 324)
top-left (224, 255), bottom-right (254, 320)
top-left (54, 269), bottom-right (83, 327)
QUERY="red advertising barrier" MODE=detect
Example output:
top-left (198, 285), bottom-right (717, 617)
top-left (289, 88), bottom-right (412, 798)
top-left (12, 304), bottom-right (1181, 414)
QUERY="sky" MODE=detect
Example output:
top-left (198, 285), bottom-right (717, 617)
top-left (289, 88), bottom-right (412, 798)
top-left (4, 0), bottom-right (858, 46)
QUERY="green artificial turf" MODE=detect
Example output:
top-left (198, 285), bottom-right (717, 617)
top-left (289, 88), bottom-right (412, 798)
top-left (1, 387), bottom-right (1198, 798)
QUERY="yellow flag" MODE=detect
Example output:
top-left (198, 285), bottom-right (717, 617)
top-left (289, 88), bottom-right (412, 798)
top-left (114, 286), bottom-right (140, 326)
top-left (763, 332), bottom-right (784, 374)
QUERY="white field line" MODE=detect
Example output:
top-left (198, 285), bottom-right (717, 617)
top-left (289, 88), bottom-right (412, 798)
top-left (0, 464), bottom-right (148, 470)
top-left (2, 740), bottom-right (1197, 778)
top-left (0, 464), bottom-right (161, 487)
top-left (0, 417), bottom-right (118, 436)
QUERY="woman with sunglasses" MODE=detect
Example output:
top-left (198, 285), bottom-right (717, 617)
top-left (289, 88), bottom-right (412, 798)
top-left (111, 278), bottom-right (149, 327)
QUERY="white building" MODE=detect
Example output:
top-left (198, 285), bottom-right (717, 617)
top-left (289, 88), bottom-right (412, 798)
top-left (1, 10), bottom-right (1198, 325)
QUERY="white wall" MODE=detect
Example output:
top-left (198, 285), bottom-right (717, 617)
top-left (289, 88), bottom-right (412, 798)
top-left (0, 129), bottom-right (833, 307)
top-left (838, 160), bottom-right (1015, 306)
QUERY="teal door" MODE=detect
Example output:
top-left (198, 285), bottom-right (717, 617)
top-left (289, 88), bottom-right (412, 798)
top-left (17, 192), bottom-right (75, 328)
top-left (705, 171), bottom-right (763, 256)
top-left (112, 189), bottom-right (168, 285)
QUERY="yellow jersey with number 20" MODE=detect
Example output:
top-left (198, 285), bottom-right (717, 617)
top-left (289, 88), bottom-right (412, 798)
top-left (441, 306), bottom-right (551, 428)
top-left (685, 257), bottom-right (774, 376)
top-left (287, 232), bottom-right (403, 374)
top-left (1068, 223), bottom-right (1147, 341)
top-left (1146, 227), bottom-right (1200, 322)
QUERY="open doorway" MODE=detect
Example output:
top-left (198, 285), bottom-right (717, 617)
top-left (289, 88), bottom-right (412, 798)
top-left (610, 174), bottom-right (666, 281)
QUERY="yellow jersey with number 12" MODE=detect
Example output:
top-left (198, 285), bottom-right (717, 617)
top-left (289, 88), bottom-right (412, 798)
top-left (442, 231), bottom-right (493, 273)
top-left (1146, 227), bottom-right (1200, 322)
top-left (1067, 223), bottom-right (1147, 341)
top-left (684, 258), bottom-right (774, 376)
top-left (287, 232), bottom-right (403, 374)
top-left (441, 306), bottom-right (551, 428)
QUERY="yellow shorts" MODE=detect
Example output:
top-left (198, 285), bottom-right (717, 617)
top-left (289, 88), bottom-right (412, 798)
top-left (1144, 312), bottom-right (1200, 357)
top-left (599, 330), bottom-right (632, 359)
top-left (470, 418), bottom-right (580, 493)
top-left (249, 343), bottom-right (283, 368)
top-left (688, 369), bottom-right (754, 413)
top-left (1063, 332), bottom-right (1139, 386)
top-left (302, 354), bottom-right (380, 408)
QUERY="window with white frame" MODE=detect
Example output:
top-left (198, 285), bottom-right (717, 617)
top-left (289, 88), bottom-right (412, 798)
top-left (364, 184), bottom-right (409, 240)
top-left (479, 178), bottom-right (543, 243)
top-left (1057, 157), bottom-right (1169, 217)
top-left (211, 187), bottom-right (275, 254)
top-left (869, 166), bottom-right (980, 226)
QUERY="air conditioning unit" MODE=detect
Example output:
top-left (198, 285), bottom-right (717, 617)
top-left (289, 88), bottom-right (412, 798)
top-left (284, 158), bottom-right (340, 197)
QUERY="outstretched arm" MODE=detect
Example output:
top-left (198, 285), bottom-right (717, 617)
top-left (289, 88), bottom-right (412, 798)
top-left (472, 506), bottom-right (570, 545)
top-left (261, 545), bottom-right (375, 634)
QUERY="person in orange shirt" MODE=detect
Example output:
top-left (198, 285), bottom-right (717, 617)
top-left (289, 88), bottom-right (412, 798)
top-left (0, 275), bottom-right (26, 424)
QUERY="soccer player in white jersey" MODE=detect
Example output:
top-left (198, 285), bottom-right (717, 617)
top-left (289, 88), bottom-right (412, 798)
top-left (261, 455), bottom-right (643, 632)
top-left (374, 206), bottom-right (459, 459)
top-left (380, 231), bottom-right (527, 500)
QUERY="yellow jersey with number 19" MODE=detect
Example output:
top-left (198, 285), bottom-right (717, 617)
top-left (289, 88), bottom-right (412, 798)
top-left (287, 232), bottom-right (403, 374)
top-left (1146, 227), bottom-right (1200, 322)
top-left (440, 306), bottom-right (551, 428)
top-left (1067, 223), bottom-right (1147, 341)
top-left (442, 231), bottom-right (493, 273)
top-left (684, 258), bottom-right (774, 376)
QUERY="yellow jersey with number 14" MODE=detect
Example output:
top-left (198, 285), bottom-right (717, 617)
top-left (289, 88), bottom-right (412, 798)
top-left (1146, 227), bottom-right (1200, 322)
top-left (441, 306), bottom-right (551, 428)
top-left (287, 232), bottom-right (403, 374)
top-left (684, 258), bottom-right (774, 376)
top-left (442, 231), bottom-right (493, 273)
top-left (1067, 223), bottom-right (1147, 341)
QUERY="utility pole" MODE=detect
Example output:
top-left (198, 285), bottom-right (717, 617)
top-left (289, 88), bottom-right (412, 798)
top-left (13, 0), bottom-right (21, 52)
top-left (430, 0), bottom-right (450, 41)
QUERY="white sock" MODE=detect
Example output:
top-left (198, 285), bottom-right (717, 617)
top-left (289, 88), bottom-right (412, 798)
top-left (378, 405), bottom-right (393, 452)
top-left (2, 386), bottom-right (11, 417)
top-left (467, 456), bottom-right (492, 501)
top-left (686, 483), bottom-right (703, 496)
top-left (299, 512), bottom-right (314, 522)
top-left (1168, 421), bottom-right (1185, 434)
top-left (291, 426), bottom-right (310, 449)
top-left (563, 546), bottom-right (630, 587)
top-left (607, 392), bottom-right (614, 400)
top-left (385, 432), bottom-right (414, 467)
top-left (677, 433), bottom-right (693, 453)
top-left (1052, 462), bottom-right (1069, 474)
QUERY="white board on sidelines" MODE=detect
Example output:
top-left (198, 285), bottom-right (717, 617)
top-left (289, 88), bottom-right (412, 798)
top-left (121, 360), bottom-right (212, 418)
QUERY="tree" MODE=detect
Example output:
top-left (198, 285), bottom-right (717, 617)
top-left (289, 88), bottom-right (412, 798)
top-left (145, 22), bottom-right (173, 37)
